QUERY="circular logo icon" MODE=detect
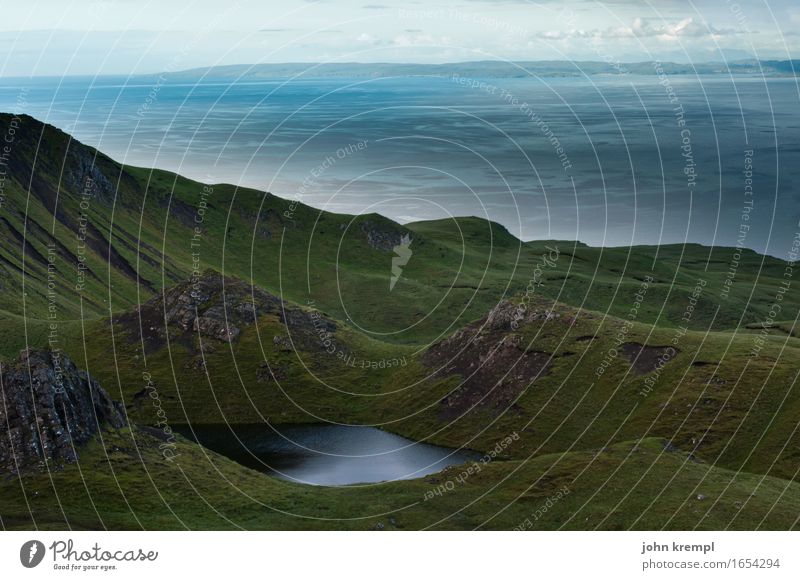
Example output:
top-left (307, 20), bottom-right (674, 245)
top-left (20, 540), bottom-right (46, 568)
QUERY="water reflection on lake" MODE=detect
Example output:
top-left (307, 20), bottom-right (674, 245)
top-left (177, 423), bottom-right (480, 486)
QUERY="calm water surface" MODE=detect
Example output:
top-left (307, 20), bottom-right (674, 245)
top-left (177, 423), bottom-right (480, 486)
top-left (1, 75), bottom-right (797, 255)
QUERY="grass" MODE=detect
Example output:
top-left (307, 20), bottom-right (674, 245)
top-left (2, 114), bottom-right (798, 353)
top-left (2, 112), bottom-right (800, 530)
top-left (22, 288), bottom-right (794, 489)
top-left (2, 430), bottom-right (797, 530)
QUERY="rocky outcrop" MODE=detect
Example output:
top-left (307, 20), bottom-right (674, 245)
top-left (359, 218), bottom-right (411, 252)
top-left (66, 157), bottom-right (117, 206)
top-left (120, 270), bottom-right (281, 349)
top-left (0, 349), bottom-right (127, 473)
top-left (423, 301), bottom-right (561, 419)
top-left (119, 270), bottom-right (338, 353)
top-left (161, 270), bottom-right (284, 341)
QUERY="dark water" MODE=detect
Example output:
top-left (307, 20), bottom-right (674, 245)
top-left (1, 74), bottom-right (798, 256)
top-left (176, 423), bottom-right (479, 486)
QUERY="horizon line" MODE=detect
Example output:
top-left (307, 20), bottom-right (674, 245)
top-left (1, 57), bottom-right (797, 81)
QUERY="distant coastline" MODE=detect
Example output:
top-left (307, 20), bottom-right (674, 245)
top-left (148, 59), bottom-right (800, 82)
top-left (1, 59), bottom-right (797, 81)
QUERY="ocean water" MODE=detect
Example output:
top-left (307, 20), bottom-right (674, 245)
top-left (0, 73), bottom-right (797, 256)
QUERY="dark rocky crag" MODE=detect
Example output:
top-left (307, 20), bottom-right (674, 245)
top-left (0, 349), bottom-right (126, 473)
top-left (358, 217), bottom-right (412, 252)
top-left (119, 269), bottom-right (337, 353)
top-left (118, 269), bottom-right (281, 350)
top-left (423, 300), bottom-right (560, 420)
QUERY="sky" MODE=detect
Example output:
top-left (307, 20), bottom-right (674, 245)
top-left (0, 0), bottom-right (797, 76)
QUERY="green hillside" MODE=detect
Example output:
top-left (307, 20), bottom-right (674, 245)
top-left (1, 113), bottom-right (797, 358)
top-left (1, 112), bottom-right (799, 531)
top-left (2, 430), bottom-right (797, 530)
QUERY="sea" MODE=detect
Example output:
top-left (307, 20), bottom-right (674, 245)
top-left (0, 73), bottom-right (797, 257)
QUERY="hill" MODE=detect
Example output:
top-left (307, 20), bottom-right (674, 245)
top-left (0, 112), bottom-right (797, 358)
top-left (2, 427), bottom-right (798, 530)
top-left (1, 113), bottom-right (799, 531)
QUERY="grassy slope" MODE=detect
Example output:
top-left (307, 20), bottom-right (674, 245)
top-left (2, 114), bottom-right (798, 358)
top-left (2, 431), bottom-right (797, 531)
top-left (31, 289), bottom-right (794, 487)
top-left (2, 113), bottom-right (800, 530)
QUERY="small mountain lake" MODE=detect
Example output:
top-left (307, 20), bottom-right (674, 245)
top-left (176, 423), bottom-right (480, 486)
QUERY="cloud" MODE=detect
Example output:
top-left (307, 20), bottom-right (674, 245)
top-left (538, 17), bottom-right (743, 42)
top-left (392, 33), bottom-right (439, 47)
top-left (355, 32), bottom-right (384, 45)
top-left (352, 30), bottom-right (453, 49)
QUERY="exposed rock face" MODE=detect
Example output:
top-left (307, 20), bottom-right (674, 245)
top-left (360, 219), bottom-right (410, 252)
top-left (161, 270), bottom-right (285, 342)
top-left (66, 158), bottom-right (117, 205)
top-left (0, 349), bottom-right (126, 473)
top-left (423, 301), bottom-right (560, 420)
top-left (120, 269), bottom-right (337, 353)
top-left (484, 300), bottom-right (561, 328)
top-left (120, 270), bottom-right (281, 349)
